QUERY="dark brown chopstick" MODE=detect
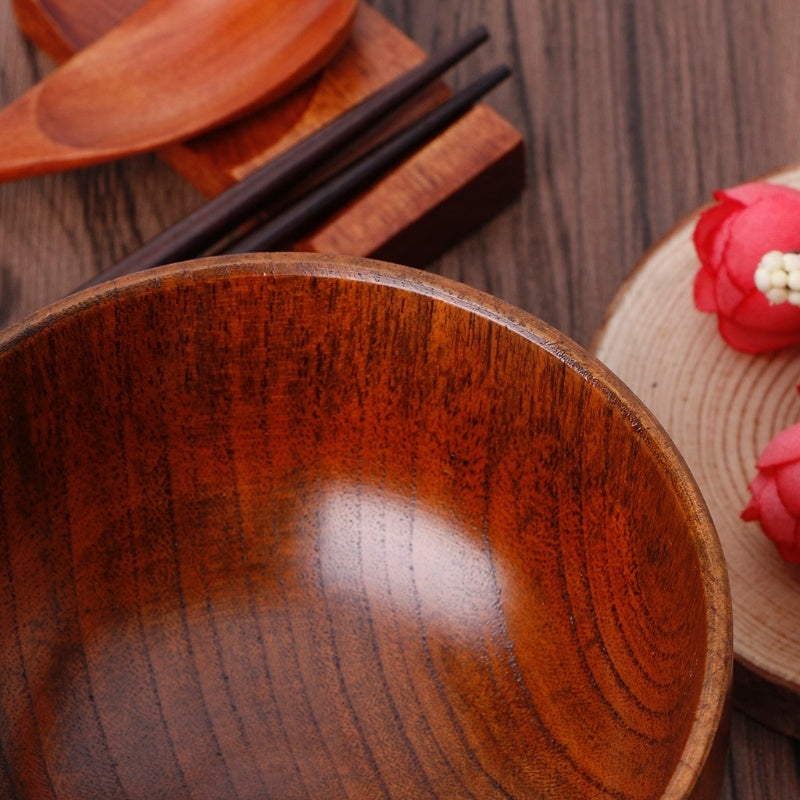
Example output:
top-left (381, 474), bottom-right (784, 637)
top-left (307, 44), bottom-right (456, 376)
top-left (76, 26), bottom-right (490, 291)
top-left (226, 65), bottom-right (511, 255)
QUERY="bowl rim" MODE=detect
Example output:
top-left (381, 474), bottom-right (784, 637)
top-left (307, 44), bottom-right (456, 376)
top-left (0, 251), bottom-right (732, 799)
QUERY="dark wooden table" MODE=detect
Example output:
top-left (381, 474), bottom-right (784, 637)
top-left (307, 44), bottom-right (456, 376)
top-left (2, 1), bottom-right (800, 796)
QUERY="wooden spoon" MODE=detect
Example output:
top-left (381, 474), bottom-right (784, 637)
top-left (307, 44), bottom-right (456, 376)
top-left (0, 0), bottom-right (358, 181)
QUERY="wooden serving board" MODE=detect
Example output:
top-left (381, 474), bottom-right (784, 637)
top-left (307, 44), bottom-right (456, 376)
top-left (11, 0), bottom-right (525, 265)
top-left (593, 164), bottom-right (800, 738)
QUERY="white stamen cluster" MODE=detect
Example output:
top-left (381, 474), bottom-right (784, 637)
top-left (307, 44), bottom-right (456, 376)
top-left (754, 250), bottom-right (800, 305)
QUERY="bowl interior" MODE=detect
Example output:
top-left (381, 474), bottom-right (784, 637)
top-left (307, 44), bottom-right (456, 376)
top-left (0, 255), bottom-right (729, 799)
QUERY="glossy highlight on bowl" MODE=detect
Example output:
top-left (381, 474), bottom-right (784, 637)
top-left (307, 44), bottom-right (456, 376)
top-left (0, 253), bottom-right (731, 799)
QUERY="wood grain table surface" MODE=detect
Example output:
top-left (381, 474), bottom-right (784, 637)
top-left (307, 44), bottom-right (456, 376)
top-left (2, 1), bottom-right (800, 797)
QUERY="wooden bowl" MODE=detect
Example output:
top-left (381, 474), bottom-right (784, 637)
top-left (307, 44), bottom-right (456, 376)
top-left (0, 253), bottom-right (731, 799)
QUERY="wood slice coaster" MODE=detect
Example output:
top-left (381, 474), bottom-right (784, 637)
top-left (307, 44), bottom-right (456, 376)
top-left (11, 0), bottom-right (525, 265)
top-left (593, 165), bottom-right (800, 738)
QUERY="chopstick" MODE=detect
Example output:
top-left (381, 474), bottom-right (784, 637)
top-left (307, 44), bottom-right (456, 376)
top-left (226, 65), bottom-right (511, 254)
top-left (76, 26), bottom-right (491, 291)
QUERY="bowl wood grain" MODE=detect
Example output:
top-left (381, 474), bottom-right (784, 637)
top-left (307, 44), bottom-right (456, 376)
top-left (0, 254), bottom-right (731, 799)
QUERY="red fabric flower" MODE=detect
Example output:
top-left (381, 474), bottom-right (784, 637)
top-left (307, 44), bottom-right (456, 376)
top-left (693, 182), bottom-right (800, 353)
top-left (742, 422), bottom-right (800, 562)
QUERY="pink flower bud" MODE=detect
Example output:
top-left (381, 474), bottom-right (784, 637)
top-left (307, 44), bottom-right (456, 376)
top-left (693, 182), bottom-right (800, 353)
top-left (742, 422), bottom-right (800, 562)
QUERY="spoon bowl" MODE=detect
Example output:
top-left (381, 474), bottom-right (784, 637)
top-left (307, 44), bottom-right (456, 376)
top-left (0, 0), bottom-right (358, 181)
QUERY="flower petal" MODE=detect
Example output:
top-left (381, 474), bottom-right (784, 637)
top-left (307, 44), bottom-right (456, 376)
top-left (775, 458), bottom-right (800, 517)
top-left (723, 181), bottom-right (800, 207)
top-left (715, 315), bottom-right (800, 354)
top-left (712, 267), bottom-right (747, 316)
top-left (726, 290), bottom-right (800, 334)
top-left (742, 472), bottom-right (770, 520)
top-left (752, 476), bottom-right (797, 549)
top-left (694, 267), bottom-right (718, 311)
top-left (693, 193), bottom-right (743, 270)
top-left (756, 423), bottom-right (800, 468)
top-left (722, 186), bottom-right (800, 293)
top-left (776, 526), bottom-right (800, 563)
